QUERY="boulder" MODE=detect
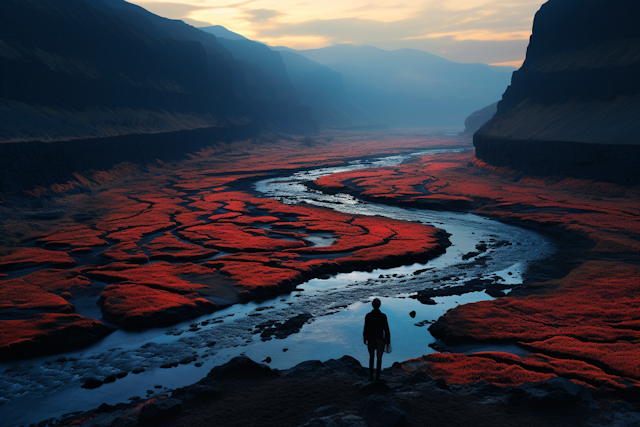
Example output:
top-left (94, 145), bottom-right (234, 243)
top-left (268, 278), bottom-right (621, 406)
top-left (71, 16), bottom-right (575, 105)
top-left (138, 398), bottom-right (182, 424)
top-left (206, 356), bottom-right (278, 381)
top-left (508, 377), bottom-right (594, 408)
top-left (360, 395), bottom-right (406, 427)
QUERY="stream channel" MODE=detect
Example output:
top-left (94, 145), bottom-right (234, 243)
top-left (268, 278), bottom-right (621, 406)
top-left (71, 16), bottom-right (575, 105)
top-left (0, 149), bottom-right (554, 427)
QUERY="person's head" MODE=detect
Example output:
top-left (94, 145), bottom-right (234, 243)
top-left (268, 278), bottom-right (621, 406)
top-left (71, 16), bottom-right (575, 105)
top-left (372, 298), bottom-right (381, 309)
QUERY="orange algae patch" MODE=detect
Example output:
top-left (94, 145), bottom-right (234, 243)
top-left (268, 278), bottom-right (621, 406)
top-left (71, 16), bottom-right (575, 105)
top-left (0, 247), bottom-right (75, 269)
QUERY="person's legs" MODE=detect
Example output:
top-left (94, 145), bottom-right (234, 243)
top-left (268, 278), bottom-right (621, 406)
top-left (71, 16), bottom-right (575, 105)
top-left (368, 346), bottom-right (375, 381)
top-left (376, 348), bottom-right (383, 380)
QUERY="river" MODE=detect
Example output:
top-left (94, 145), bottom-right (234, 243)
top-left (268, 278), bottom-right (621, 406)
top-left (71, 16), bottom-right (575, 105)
top-left (0, 149), bottom-right (554, 427)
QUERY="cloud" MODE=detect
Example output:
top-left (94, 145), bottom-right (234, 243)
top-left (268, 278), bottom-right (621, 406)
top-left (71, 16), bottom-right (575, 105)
top-left (243, 8), bottom-right (283, 23)
top-left (128, 0), bottom-right (546, 64)
top-left (129, 1), bottom-right (210, 18)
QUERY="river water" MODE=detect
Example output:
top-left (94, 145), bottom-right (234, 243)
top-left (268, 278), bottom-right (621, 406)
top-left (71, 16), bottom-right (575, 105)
top-left (0, 149), bottom-right (554, 427)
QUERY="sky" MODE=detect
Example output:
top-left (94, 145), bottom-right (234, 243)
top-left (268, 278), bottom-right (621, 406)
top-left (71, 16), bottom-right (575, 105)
top-left (128, 0), bottom-right (548, 67)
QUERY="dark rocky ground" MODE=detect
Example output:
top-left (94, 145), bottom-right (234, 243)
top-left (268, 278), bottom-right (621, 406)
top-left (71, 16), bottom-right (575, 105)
top-left (45, 356), bottom-right (640, 427)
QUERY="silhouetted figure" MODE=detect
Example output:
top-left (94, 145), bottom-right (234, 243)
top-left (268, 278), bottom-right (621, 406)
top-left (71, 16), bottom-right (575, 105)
top-left (363, 298), bottom-right (390, 381)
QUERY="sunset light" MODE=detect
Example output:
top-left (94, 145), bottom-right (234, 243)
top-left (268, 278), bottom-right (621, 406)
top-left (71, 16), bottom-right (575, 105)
top-left (130, 0), bottom-right (546, 65)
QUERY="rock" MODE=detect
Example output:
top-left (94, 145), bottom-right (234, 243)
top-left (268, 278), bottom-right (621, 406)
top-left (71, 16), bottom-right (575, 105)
top-left (206, 356), bottom-right (277, 380)
top-left (82, 379), bottom-right (103, 389)
top-left (360, 395), bottom-right (406, 427)
top-left (508, 377), bottom-right (594, 408)
top-left (313, 405), bottom-right (343, 417)
top-left (474, 1), bottom-right (640, 184)
top-left (358, 381), bottom-right (391, 394)
top-left (402, 370), bottom-right (434, 385)
top-left (172, 384), bottom-right (220, 400)
top-left (262, 357), bottom-right (272, 363)
top-left (409, 311), bottom-right (416, 318)
top-left (435, 378), bottom-right (451, 391)
top-left (298, 417), bottom-right (341, 427)
top-left (102, 375), bottom-right (117, 383)
top-left (608, 411), bottom-right (640, 427)
top-left (283, 360), bottom-right (331, 378)
top-left (138, 398), bottom-right (182, 424)
top-left (325, 356), bottom-right (367, 377)
top-left (338, 415), bottom-right (368, 427)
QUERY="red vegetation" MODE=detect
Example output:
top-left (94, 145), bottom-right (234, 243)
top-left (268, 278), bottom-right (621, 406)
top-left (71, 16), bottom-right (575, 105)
top-left (406, 353), bottom-right (555, 387)
top-left (37, 227), bottom-right (108, 248)
top-left (315, 150), bottom-right (640, 389)
top-left (0, 135), bottom-right (457, 352)
top-left (0, 247), bottom-right (76, 269)
top-left (99, 284), bottom-right (216, 327)
top-left (0, 313), bottom-right (112, 360)
top-left (0, 281), bottom-right (74, 313)
top-left (145, 232), bottom-right (219, 261)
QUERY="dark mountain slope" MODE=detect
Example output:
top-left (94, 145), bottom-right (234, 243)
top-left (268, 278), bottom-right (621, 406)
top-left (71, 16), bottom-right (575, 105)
top-left (474, 0), bottom-right (640, 183)
top-left (0, 0), bottom-right (315, 192)
top-left (202, 26), bottom-right (383, 128)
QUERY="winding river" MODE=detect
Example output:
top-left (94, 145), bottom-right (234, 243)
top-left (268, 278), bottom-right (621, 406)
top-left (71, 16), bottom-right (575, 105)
top-left (0, 149), bottom-right (554, 427)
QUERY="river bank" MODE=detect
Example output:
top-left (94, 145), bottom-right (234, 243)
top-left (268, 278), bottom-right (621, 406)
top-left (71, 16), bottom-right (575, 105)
top-left (2, 132), bottom-right (554, 426)
top-left (6, 132), bottom-right (640, 425)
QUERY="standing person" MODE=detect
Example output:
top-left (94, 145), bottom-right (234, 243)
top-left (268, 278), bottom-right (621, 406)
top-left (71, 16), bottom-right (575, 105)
top-left (363, 298), bottom-right (391, 381)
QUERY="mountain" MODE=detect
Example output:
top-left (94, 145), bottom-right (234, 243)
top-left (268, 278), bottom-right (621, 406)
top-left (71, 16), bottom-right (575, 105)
top-left (199, 25), bottom-right (250, 41)
top-left (0, 0), bottom-right (316, 192)
top-left (474, 0), bottom-right (640, 183)
top-left (0, 0), bottom-right (316, 145)
top-left (276, 44), bottom-right (514, 127)
top-left (464, 102), bottom-right (498, 135)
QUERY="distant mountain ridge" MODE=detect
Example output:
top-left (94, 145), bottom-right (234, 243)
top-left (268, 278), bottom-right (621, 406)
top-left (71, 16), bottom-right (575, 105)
top-left (474, 0), bottom-right (640, 183)
top-left (202, 25), bottom-right (514, 128)
top-left (273, 43), bottom-right (513, 128)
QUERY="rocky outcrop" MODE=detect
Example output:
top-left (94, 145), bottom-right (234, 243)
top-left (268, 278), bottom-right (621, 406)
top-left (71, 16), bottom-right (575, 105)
top-left (474, 0), bottom-right (640, 183)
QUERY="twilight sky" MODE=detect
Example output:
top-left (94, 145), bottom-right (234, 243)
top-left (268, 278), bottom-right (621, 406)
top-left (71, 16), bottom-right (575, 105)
top-left (129, 0), bottom-right (548, 66)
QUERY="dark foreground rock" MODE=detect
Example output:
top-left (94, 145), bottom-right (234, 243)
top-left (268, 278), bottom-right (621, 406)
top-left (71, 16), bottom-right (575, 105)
top-left (45, 356), bottom-right (640, 427)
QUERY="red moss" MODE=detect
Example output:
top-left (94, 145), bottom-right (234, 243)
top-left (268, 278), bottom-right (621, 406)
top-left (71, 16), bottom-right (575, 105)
top-left (13, 269), bottom-right (94, 293)
top-left (0, 247), bottom-right (76, 270)
top-left (100, 242), bottom-right (149, 263)
top-left (213, 261), bottom-right (303, 290)
top-left (0, 281), bottom-right (74, 313)
top-left (99, 284), bottom-right (216, 327)
top-left (179, 223), bottom-right (307, 252)
top-left (409, 353), bottom-right (555, 386)
top-left (0, 313), bottom-right (112, 359)
top-left (85, 262), bottom-right (212, 294)
top-left (37, 227), bottom-right (108, 248)
top-left (145, 232), bottom-right (218, 261)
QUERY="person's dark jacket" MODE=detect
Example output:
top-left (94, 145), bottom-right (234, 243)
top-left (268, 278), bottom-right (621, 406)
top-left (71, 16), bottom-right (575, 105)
top-left (363, 308), bottom-right (391, 344)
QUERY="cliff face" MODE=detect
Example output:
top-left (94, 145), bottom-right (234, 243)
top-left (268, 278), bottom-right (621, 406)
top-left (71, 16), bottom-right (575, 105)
top-left (474, 0), bottom-right (640, 183)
